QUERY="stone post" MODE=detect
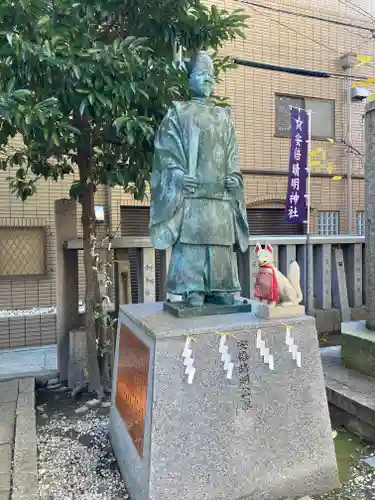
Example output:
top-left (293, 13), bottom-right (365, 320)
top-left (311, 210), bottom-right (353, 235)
top-left (341, 102), bottom-right (375, 377)
top-left (140, 248), bottom-right (156, 302)
top-left (365, 101), bottom-right (375, 330)
top-left (114, 248), bottom-right (131, 312)
top-left (55, 199), bottom-right (80, 382)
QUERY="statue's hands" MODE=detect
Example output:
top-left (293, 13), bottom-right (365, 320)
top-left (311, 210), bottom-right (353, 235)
top-left (225, 176), bottom-right (240, 191)
top-left (183, 175), bottom-right (198, 193)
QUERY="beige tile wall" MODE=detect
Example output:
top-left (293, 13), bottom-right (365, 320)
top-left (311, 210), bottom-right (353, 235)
top-left (111, 0), bottom-right (372, 233)
top-left (0, 135), bottom-right (110, 310)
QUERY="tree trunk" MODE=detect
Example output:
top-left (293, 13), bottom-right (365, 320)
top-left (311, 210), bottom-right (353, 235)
top-left (76, 116), bottom-right (104, 398)
top-left (97, 248), bottom-right (110, 389)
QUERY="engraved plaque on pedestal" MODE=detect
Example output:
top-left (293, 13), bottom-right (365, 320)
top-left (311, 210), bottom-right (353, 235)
top-left (115, 325), bottom-right (150, 456)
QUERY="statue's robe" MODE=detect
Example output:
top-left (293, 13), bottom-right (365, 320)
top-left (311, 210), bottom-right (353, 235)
top-left (149, 99), bottom-right (249, 296)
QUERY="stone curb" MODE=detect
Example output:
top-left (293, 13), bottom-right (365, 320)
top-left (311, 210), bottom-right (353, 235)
top-left (11, 377), bottom-right (39, 500)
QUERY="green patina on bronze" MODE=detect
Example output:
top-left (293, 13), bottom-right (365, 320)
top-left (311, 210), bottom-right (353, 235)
top-left (149, 52), bottom-right (249, 309)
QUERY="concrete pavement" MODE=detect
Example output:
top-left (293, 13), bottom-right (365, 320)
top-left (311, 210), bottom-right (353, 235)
top-left (0, 345), bottom-right (57, 381)
top-left (0, 378), bottom-right (38, 500)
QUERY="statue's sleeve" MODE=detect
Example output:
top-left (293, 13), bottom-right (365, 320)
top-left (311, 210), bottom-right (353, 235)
top-left (226, 114), bottom-right (250, 253)
top-left (149, 104), bottom-right (187, 250)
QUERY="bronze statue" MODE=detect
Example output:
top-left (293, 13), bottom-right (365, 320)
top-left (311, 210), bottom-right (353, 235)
top-left (149, 51), bottom-right (249, 308)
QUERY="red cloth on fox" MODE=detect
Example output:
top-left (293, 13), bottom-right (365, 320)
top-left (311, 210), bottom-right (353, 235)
top-left (254, 265), bottom-right (279, 303)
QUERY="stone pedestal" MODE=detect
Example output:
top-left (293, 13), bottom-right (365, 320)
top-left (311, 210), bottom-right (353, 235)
top-left (253, 302), bottom-right (305, 319)
top-left (341, 320), bottom-right (375, 378)
top-left (110, 303), bottom-right (339, 500)
top-left (67, 328), bottom-right (88, 390)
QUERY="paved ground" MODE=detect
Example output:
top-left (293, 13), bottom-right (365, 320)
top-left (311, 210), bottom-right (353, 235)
top-left (0, 345), bottom-right (57, 381)
top-left (0, 378), bottom-right (38, 500)
top-left (0, 380), bottom-right (17, 500)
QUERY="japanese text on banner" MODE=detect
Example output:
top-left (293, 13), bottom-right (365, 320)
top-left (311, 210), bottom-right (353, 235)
top-left (285, 107), bottom-right (309, 224)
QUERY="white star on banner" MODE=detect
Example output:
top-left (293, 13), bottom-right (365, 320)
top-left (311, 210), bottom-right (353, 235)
top-left (294, 116), bottom-right (303, 131)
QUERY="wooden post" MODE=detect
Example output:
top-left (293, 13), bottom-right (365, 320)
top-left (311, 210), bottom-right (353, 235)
top-left (279, 244), bottom-right (296, 276)
top-left (296, 243), bottom-right (314, 311)
top-left (271, 244), bottom-right (279, 269)
top-left (332, 247), bottom-right (350, 323)
top-left (55, 199), bottom-right (80, 382)
top-left (140, 248), bottom-right (156, 302)
top-left (114, 248), bottom-right (131, 312)
top-left (346, 243), bottom-right (363, 308)
top-left (159, 249), bottom-right (171, 301)
top-left (315, 244), bottom-right (332, 310)
top-left (238, 248), bottom-right (250, 298)
top-left (248, 245), bottom-right (258, 298)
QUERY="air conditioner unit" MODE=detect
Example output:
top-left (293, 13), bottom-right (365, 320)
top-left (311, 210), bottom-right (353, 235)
top-left (351, 86), bottom-right (369, 101)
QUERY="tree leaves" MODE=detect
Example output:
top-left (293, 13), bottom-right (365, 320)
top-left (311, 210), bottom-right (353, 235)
top-left (0, 0), bottom-right (247, 201)
top-left (12, 89), bottom-right (33, 100)
top-left (37, 15), bottom-right (50, 27)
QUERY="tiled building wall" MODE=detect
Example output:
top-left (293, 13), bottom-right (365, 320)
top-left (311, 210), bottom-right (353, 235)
top-left (110, 0), bottom-right (372, 233)
top-left (0, 134), bottom-right (110, 312)
top-left (218, 0), bottom-right (372, 231)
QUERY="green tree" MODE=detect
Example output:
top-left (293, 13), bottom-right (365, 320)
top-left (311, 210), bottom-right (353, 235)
top-left (0, 0), bottom-right (247, 397)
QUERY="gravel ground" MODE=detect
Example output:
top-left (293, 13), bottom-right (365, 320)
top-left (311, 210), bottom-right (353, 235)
top-left (317, 460), bottom-right (375, 500)
top-left (316, 430), bottom-right (375, 500)
top-left (0, 305), bottom-right (86, 317)
top-left (36, 385), bottom-right (128, 500)
top-left (36, 384), bottom-right (375, 500)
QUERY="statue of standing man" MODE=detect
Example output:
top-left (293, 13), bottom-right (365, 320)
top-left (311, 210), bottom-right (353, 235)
top-left (149, 51), bottom-right (249, 308)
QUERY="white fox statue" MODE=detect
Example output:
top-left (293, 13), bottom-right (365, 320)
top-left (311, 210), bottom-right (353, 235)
top-left (253, 242), bottom-right (303, 307)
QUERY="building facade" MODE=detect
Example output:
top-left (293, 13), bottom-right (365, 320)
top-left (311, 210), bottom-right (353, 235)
top-left (113, 0), bottom-right (374, 235)
top-left (0, 0), bottom-right (374, 326)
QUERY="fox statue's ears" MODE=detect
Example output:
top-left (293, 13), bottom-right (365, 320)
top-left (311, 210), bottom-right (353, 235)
top-left (265, 243), bottom-right (273, 253)
top-left (255, 243), bottom-right (262, 254)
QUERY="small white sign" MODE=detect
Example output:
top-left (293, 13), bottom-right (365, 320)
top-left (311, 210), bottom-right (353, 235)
top-left (226, 363), bottom-right (234, 379)
top-left (187, 366), bottom-right (196, 384)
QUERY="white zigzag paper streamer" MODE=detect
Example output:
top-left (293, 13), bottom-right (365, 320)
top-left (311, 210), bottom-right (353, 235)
top-left (255, 329), bottom-right (275, 371)
top-left (218, 334), bottom-right (234, 379)
top-left (285, 326), bottom-right (302, 367)
top-left (182, 337), bottom-right (196, 384)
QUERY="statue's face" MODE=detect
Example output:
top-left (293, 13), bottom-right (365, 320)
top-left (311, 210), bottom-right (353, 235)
top-left (189, 54), bottom-right (215, 98)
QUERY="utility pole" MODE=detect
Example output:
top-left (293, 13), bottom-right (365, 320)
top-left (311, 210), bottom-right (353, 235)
top-left (364, 100), bottom-right (375, 330)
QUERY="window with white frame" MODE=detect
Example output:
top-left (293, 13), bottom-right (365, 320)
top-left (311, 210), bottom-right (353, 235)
top-left (316, 211), bottom-right (339, 235)
top-left (356, 211), bottom-right (365, 235)
top-left (275, 94), bottom-right (335, 139)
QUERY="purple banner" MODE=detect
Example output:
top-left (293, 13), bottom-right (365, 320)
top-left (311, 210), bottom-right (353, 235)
top-left (285, 107), bottom-right (309, 224)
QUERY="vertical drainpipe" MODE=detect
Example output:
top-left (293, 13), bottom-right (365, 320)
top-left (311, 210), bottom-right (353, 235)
top-left (347, 66), bottom-right (353, 234)
top-left (340, 52), bottom-right (357, 234)
top-left (106, 185), bottom-right (112, 235)
top-left (340, 53), bottom-right (356, 234)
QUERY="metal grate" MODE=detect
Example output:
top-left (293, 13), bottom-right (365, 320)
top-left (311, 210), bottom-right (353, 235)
top-left (316, 211), bottom-right (339, 236)
top-left (356, 211), bottom-right (365, 236)
top-left (247, 208), bottom-right (304, 235)
top-left (120, 206), bottom-right (162, 302)
top-left (0, 227), bottom-right (45, 277)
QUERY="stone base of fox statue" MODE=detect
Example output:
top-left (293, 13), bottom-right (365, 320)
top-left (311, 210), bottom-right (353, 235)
top-left (110, 302), bottom-right (339, 500)
top-left (253, 301), bottom-right (306, 319)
